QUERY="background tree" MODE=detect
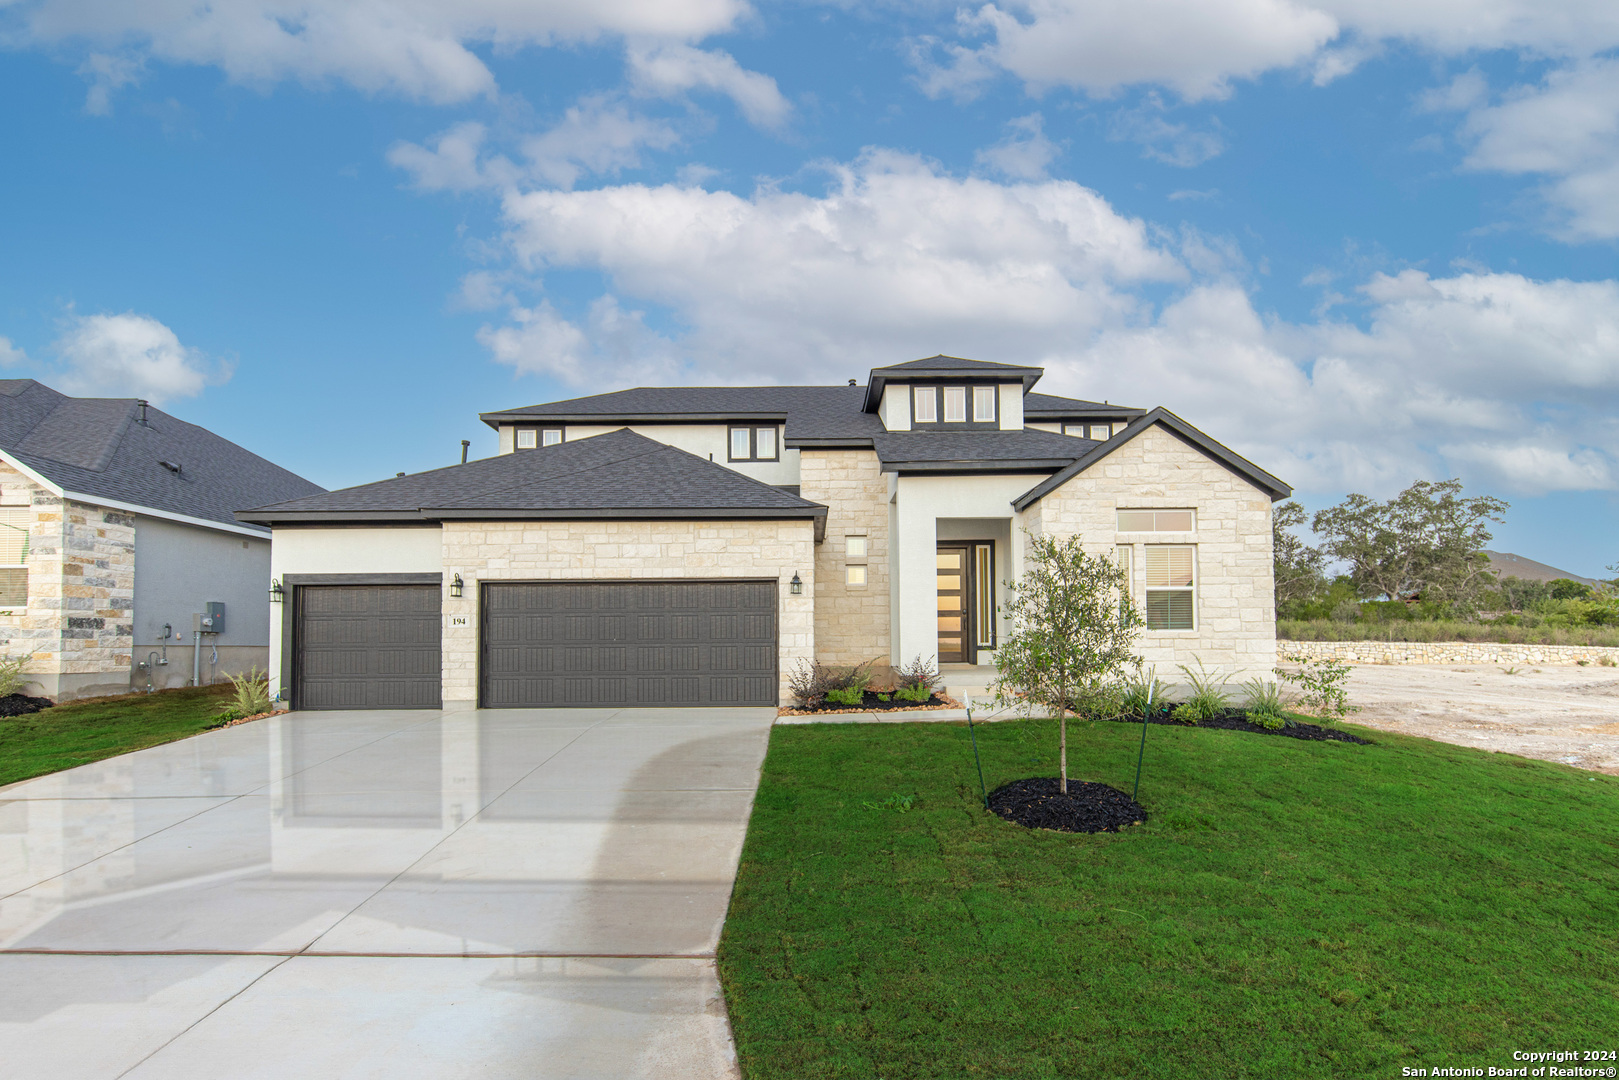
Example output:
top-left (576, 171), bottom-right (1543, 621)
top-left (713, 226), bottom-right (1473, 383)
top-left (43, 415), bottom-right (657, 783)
top-left (992, 533), bottom-right (1142, 794)
top-left (1273, 500), bottom-right (1327, 615)
top-left (1311, 478), bottom-right (1508, 614)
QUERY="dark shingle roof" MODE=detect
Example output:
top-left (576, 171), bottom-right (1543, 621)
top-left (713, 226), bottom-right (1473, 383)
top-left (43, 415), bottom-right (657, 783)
top-left (873, 355), bottom-right (1036, 373)
top-left (0, 380), bottom-right (323, 533)
top-left (872, 428), bottom-right (1098, 473)
top-left (238, 428), bottom-right (829, 533)
top-left (864, 355), bottom-right (1046, 412)
top-left (1023, 393), bottom-right (1146, 419)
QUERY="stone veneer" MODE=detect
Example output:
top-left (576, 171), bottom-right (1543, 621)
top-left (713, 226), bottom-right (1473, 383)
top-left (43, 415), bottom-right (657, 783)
top-left (1030, 424), bottom-right (1278, 679)
top-left (439, 519), bottom-right (817, 705)
top-left (1280, 639), bottom-right (1619, 667)
top-left (798, 449), bottom-right (891, 670)
top-left (0, 461), bottom-right (135, 699)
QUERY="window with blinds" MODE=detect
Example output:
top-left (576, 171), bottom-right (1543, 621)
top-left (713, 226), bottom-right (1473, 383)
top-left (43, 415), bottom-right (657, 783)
top-left (1144, 544), bottom-right (1194, 630)
top-left (0, 506), bottom-right (30, 609)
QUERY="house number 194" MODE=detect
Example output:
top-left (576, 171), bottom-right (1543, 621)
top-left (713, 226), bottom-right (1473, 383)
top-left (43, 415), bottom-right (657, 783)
top-left (448, 616), bottom-right (469, 627)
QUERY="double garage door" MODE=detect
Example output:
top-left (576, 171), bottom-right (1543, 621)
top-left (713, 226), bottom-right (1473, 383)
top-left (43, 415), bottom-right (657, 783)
top-left (294, 579), bottom-right (777, 710)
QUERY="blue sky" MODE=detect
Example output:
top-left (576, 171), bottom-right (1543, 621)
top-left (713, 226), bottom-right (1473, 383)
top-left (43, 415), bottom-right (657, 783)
top-left (1, 0), bottom-right (1617, 574)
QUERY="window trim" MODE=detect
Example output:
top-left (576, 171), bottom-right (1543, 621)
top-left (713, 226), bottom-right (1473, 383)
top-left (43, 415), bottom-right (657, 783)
top-left (1144, 543), bottom-right (1196, 631)
top-left (727, 425), bottom-right (781, 462)
top-left (514, 428), bottom-right (539, 450)
top-left (913, 386), bottom-right (938, 423)
top-left (942, 386), bottom-right (968, 423)
top-left (973, 542), bottom-right (996, 648)
top-left (540, 427), bottom-right (564, 447)
top-left (846, 535), bottom-right (869, 560)
top-left (845, 564), bottom-right (868, 586)
top-left (0, 505), bottom-right (31, 611)
top-left (972, 385), bottom-right (997, 423)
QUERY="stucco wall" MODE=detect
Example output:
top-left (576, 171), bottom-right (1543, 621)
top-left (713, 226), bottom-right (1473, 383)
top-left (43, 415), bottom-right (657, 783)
top-left (799, 449), bottom-right (890, 669)
top-left (131, 515), bottom-right (272, 690)
top-left (1031, 423), bottom-right (1277, 680)
top-left (440, 519), bottom-right (816, 706)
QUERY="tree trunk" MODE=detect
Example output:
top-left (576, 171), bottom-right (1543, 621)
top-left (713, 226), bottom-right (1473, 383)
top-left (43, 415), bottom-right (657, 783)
top-left (1059, 703), bottom-right (1068, 794)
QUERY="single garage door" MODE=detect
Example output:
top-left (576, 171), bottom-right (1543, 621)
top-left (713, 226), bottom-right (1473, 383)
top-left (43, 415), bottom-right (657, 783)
top-left (296, 584), bottom-right (442, 710)
top-left (481, 580), bottom-right (777, 708)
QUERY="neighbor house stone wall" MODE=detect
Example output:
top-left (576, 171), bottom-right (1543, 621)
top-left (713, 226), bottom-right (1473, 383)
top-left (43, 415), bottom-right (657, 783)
top-left (1280, 640), bottom-right (1619, 667)
top-left (440, 519), bottom-right (817, 706)
top-left (1031, 424), bottom-right (1278, 679)
top-left (798, 449), bottom-right (891, 671)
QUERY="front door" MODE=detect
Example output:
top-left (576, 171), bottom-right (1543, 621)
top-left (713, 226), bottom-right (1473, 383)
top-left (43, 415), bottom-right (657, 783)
top-left (937, 545), bottom-right (971, 664)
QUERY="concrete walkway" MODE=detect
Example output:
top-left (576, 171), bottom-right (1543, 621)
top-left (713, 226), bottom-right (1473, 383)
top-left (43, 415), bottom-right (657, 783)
top-left (0, 706), bottom-right (776, 1079)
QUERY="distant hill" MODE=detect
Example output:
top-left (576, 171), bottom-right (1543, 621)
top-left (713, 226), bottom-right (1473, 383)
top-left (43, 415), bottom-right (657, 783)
top-left (1483, 550), bottom-right (1600, 587)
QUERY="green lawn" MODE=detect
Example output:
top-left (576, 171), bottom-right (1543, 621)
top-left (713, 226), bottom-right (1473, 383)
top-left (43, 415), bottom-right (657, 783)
top-left (718, 717), bottom-right (1619, 1079)
top-left (0, 685), bottom-right (236, 788)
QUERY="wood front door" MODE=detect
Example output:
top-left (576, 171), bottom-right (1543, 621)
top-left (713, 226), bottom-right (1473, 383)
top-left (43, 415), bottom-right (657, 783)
top-left (937, 545), bottom-right (971, 664)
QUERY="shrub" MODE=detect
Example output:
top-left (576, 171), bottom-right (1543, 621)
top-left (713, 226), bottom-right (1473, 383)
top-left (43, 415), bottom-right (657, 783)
top-left (1172, 657), bottom-right (1232, 724)
top-left (1120, 666), bottom-right (1170, 717)
top-left (1242, 677), bottom-right (1290, 730)
top-left (894, 654), bottom-right (941, 693)
top-left (0, 653), bottom-right (30, 698)
top-left (824, 687), bottom-right (865, 706)
top-left (214, 666), bottom-right (271, 723)
top-left (788, 658), bottom-right (878, 706)
top-left (894, 684), bottom-right (933, 703)
top-left (1276, 654), bottom-right (1354, 720)
top-left (1278, 618), bottom-right (1619, 648)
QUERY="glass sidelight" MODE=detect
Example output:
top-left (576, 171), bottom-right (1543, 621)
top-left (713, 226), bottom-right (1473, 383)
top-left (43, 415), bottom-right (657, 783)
top-left (937, 547), bottom-right (967, 663)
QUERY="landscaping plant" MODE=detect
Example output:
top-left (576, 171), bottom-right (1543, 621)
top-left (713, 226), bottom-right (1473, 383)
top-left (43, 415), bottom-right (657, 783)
top-left (1241, 676), bottom-right (1291, 730)
top-left (1276, 653), bottom-right (1355, 720)
top-left (787, 658), bottom-right (878, 707)
top-left (892, 654), bottom-right (940, 702)
top-left (1120, 665), bottom-right (1170, 718)
top-left (214, 666), bottom-right (271, 723)
top-left (1170, 657), bottom-right (1232, 724)
top-left (0, 653), bottom-right (30, 698)
top-left (991, 532), bottom-right (1142, 792)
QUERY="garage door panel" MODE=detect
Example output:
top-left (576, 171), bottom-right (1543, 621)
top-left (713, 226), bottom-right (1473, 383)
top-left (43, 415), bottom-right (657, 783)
top-left (296, 584), bottom-right (442, 711)
top-left (481, 580), bottom-right (777, 708)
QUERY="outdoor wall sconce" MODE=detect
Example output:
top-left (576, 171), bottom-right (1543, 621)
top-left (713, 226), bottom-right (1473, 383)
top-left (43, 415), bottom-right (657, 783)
top-left (790, 573), bottom-right (802, 595)
top-left (268, 579), bottom-right (284, 604)
top-left (451, 573), bottom-right (464, 598)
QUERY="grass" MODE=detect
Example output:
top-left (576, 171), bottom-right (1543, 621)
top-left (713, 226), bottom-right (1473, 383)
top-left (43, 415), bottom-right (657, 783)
top-left (718, 716), bottom-right (1619, 1079)
top-left (0, 684), bottom-right (236, 788)
top-left (1280, 618), bottom-right (1619, 647)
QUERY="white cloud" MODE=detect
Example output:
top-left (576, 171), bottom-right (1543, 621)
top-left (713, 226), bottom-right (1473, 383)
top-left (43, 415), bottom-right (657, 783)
top-left (1108, 96), bottom-right (1225, 166)
top-left (625, 42), bottom-right (790, 128)
top-left (8, 0), bottom-right (751, 106)
top-left (50, 312), bottom-right (228, 403)
top-left (974, 113), bottom-right (1059, 179)
top-left (0, 337), bottom-right (27, 366)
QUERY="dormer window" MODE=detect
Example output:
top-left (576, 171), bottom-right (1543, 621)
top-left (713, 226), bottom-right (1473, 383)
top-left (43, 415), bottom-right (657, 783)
top-left (729, 425), bottom-right (779, 462)
top-left (515, 427), bottom-right (564, 450)
top-left (913, 386), bottom-right (938, 423)
top-left (973, 386), bottom-right (996, 422)
top-left (943, 386), bottom-right (967, 423)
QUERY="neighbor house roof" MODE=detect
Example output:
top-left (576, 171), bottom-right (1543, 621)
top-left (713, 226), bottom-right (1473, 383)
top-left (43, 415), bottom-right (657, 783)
top-left (872, 428), bottom-right (1101, 473)
top-left (1012, 407), bottom-right (1293, 507)
top-left (239, 428), bottom-right (830, 537)
top-left (0, 379), bottom-right (324, 536)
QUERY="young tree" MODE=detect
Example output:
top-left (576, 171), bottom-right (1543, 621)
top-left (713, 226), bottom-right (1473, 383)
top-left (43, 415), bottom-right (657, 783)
top-left (1273, 500), bottom-right (1327, 614)
top-left (1311, 479), bottom-right (1508, 614)
top-left (991, 533), bottom-right (1142, 794)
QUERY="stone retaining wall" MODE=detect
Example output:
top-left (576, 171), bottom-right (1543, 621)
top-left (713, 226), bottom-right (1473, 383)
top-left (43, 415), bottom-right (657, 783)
top-left (1279, 639), bottom-right (1619, 666)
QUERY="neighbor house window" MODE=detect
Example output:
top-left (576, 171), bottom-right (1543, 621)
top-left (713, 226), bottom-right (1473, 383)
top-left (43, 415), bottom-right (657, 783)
top-left (515, 428), bottom-right (538, 449)
top-left (0, 506), bottom-right (29, 609)
top-left (541, 428), bottom-right (564, 447)
top-left (728, 426), bottom-right (780, 461)
top-left (973, 386), bottom-right (997, 422)
top-left (943, 386), bottom-right (967, 422)
top-left (1145, 545), bottom-right (1195, 630)
top-left (1117, 508), bottom-right (1195, 532)
top-left (913, 386), bottom-right (938, 423)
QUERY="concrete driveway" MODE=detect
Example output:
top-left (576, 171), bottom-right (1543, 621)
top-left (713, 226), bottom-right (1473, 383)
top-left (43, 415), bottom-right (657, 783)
top-left (0, 706), bottom-right (776, 1079)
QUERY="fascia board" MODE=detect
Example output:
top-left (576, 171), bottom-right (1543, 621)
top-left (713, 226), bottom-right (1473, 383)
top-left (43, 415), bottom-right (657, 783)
top-left (879, 461), bottom-right (1070, 475)
top-left (423, 506), bottom-right (827, 521)
top-left (480, 411), bottom-right (790, 429)
top-left (0, 448), bottom-right (65, 496)
top-left (236, 509), bottom-right (429, 526)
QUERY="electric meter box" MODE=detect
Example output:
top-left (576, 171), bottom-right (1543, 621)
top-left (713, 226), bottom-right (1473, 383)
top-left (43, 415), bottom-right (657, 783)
top-left (197, 603), bottom-right (226, 634)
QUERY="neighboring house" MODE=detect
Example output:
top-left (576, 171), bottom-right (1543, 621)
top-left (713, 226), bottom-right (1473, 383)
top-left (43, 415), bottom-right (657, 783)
top-left (239, 356), bottom-right (1290, 710)
top-left (0, 380), bottom-right (324, 700)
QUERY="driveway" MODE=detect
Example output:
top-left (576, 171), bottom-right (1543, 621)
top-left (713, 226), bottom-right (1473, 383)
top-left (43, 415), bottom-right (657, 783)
top-left (0, 706), bottom-right (776, 1079)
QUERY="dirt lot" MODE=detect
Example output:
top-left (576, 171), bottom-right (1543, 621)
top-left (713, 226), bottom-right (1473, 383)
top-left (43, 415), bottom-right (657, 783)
top-left (1342, 663), bottom-right (1619, 775)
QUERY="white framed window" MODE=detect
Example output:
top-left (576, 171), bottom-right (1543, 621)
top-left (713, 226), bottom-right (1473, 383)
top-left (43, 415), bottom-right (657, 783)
top-left (756, 426), bottom-right (777, 459)
top-left (846, 564), bottom-right (868, 586)
top-left (541, 428), bottom-right (564, 447)
top-left (973, 386), bottom-right (997, 422)
top-left (0, 506), bottom-right (29, 609)
top-left (1090, 423), bottom-right (1112, 440)
top-left (846, 535), bottom-right (868, 559)
top-left (1117, 508), bottom-right (1195, 532)
top-left (515, 428), bottom-right (538, 450)
top-left (913, 386), bottom-right (938, 423)
top-left (1145, 545), bottom-right (1195, 630)
top-left (974, 543), bottom-right (995, 648)
top-left (943, 386), bottom-right (967, 422)
top-left (728, 426), bottom-right (780, 461)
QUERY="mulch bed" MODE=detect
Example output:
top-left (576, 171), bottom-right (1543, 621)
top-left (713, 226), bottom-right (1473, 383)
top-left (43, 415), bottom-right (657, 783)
top-left (779, 693), bottom-right (960, 717)
top-left (0, 693), bottom-right (55, 717)
top-left (1101, 707), bottom-right (1372, 744)
top-left (989, 777), bottom-right (1148, 833)
top-left (208, 710), bottom-right (275, 730)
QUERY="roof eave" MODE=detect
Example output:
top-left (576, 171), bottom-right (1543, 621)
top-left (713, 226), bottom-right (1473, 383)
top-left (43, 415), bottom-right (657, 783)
top-left (480, 411), bottom-right (790, 429)
top-left (880, 459), bottom-right (1072, 474)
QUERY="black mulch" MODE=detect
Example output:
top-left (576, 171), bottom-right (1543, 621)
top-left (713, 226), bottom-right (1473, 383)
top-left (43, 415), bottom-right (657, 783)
top-left (0, 694), bottom-right (55, 717)
top-left (1101, 707), bottom-right (1372, 744)
top-left (787, 691), bottom-right (950, 713)
top-left (988, 777), bottom-right (1148, 834)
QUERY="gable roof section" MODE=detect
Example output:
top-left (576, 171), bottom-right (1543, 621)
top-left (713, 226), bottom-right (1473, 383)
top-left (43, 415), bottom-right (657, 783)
top-left (1023, 393), bottom-right (1147, 421)
top-left (0, 379), bottom-right (324, 536)
top-left (863, 355), bottom-right (1044, 412)
top-left (238, 428), bottom-right (829, 537)
top-left (480, 385), bottom-right (883, 447)
top-left (1012, 408), bottom-right (1293, 508)
top-left (873, 428), bottom-right (1099, 473)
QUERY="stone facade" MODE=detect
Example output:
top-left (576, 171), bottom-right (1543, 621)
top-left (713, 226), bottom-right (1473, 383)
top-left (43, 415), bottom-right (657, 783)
top-left (439, 519), bottom-right (817, 705)
top-left (1030, 424), bottom-right (1277, 679)
top-left (1281, 639), bottom-right (1619, 667)
top-left (798, 450), bottom-right (891, 670)
top-left (0, 462), bottom-right (136, 700)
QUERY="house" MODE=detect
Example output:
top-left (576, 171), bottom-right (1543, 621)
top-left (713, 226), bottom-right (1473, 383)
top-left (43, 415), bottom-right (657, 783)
top-left (0, 380), bottom-right (324, 700)
top-left (239, 356), bottom-right (1290, 710)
